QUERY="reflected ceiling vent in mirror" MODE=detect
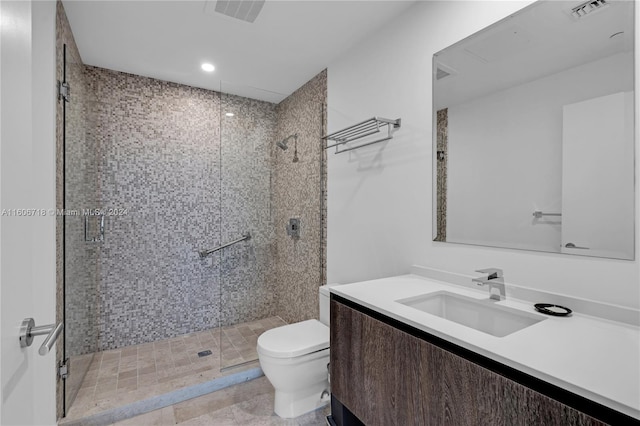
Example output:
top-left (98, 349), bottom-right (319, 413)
top-left (571, 0), bottom-right (609, 19)
top-left (463, 25), bottom-right (530, 63)
top-left (435, 62), bottom-right (457, 81)
top-left (436, 68), bottom-right (451, 80)
top-left (206, 0), bottom-right (265, 23)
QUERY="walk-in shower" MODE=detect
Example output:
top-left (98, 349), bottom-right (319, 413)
top-left (59, 19), bottom-right (327, 418)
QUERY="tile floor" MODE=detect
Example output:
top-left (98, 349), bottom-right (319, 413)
top-left (65, 317), bottom-right (287, 422)
top-left (108, 376), bottom-right (331, 426)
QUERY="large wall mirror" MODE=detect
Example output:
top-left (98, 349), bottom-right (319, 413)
top-left (433, 0), bottom-right (635, 260)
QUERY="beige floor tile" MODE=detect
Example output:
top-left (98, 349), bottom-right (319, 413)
top-left (117, 376), bottom-right (138, 391)
top-left (177, 406), bottom-right (237, 426)
top-left (173, 389), bottom-right (234, 423)
top-left (89, 352), bottom-right (103, 366)
top-left (67, 317), bottom-right (286, 422)
top-left (80, 376), bottom-right (98, 389)
top-left (225, 376), bottom-right (273, 404)
top-left (138, 356), bottom-right (156, 366)
top-left (197, 368), bottom-right (222, 382)
top-left (138, 343), bottom-right (155, 353)
top-left (229, 393), bottom-right (278, 425)
top-left (231, 392), bottom-right (328, 426)
top-left (132, 383), bottom-right (166, 400)
top-left (119, 357), bottom-right (138, 370)
top-left (120, 346), bottom-right (138, 357)
top-left (94, 387), bottom-right (118, 400)
top-left (173, 357), bottom-right (191, 368)
top-left (294, 404), bottom-right (332, 426)
top-left (138, 364), bottom-right (157, 375)
top-left (98, 359), bottom-right (120, 372)
top-left (155, 348), bottom-right (173, 359)
top-left (96, 376), bottom-right (117, 388)
top-left (138, 372), bottom-right (158, 387)
top-left (118, 368), bottom-right (137, 380)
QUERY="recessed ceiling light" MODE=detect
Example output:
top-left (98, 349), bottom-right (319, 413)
top-left (225, 112), bottom-right (235, 117)
top-left (201, 63), bottom-right (215, 72)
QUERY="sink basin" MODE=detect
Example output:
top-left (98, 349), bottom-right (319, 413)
top-left (396, 291), bottom-right (545, 337)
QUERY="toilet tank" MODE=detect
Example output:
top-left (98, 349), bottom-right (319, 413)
top-left (319, 283), bottom-right (342, 326)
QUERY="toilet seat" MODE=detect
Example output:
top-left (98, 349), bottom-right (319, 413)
top-left (257, 319), bottom-right (329, 359)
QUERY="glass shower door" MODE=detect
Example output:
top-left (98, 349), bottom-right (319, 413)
top-left (61, 41), bottom-right (100, 415)
top-left (217, 78), bottom-right (326, 371)
top-left (218, 85), bottom-right (281, 370)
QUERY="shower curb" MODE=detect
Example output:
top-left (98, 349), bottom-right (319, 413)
top-left (58, 367), bottom-right (264, 426)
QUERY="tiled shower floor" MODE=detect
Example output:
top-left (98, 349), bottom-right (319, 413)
top-left (109, 376), bottom-right (330, 426)
top-left (64, 316), bottom-right (287, 422)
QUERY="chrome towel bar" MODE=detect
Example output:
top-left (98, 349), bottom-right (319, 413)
top-left (532, 211), bottom-right (562, 218)
top-left (199, 233), bottom-right (251, 259)
top-left (19, 318), bottom-right (63, 356)
top-left (323, 117), bottom-right (401, 154)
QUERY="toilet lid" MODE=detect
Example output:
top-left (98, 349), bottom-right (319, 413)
top-left (257, 319), bottom-right (329, 359)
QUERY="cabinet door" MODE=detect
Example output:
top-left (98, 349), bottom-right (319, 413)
top-left (331, 300), bottom-right (443, 425)
top-left (331, 299), bottom-right (608, 426)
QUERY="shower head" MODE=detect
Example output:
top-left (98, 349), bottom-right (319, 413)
top-left (277, 134), bottom-right (298, 155)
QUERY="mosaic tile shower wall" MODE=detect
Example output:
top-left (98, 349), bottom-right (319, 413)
top-left (273, 70), bottom-right (327, 324)
top-left (82, 67), bottom-right (296, 350)
top-left (86, 67), bottom-right (216, 349)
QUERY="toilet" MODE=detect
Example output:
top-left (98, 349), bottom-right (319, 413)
top-left (257, 284), bottom-right (336, 418)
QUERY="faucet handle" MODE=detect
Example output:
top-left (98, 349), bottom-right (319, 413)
top-left (475, 268), bottom-right (503, 278)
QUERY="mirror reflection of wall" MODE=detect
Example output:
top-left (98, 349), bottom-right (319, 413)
top-left (433, 0), bottom-right (635, 260)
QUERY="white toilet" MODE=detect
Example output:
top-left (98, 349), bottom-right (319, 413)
top-left (257, 284), bottom-right (336, 418)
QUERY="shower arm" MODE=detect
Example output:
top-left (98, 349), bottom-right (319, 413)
top-left (198, 233), bottom-right (251, 259)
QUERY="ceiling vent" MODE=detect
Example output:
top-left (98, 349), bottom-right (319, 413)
top-left (435, 62), bottom-right (457, 81)
top-left (571, 0), bottom-right (609, 19)
top-left (436, 68), bottom-right (451, 80)
top-left (213, 0), bottom-right (265, 23)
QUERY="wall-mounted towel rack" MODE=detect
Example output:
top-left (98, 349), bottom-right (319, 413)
top-left (322, 117), bottom-right (401, 154)
top-left (532, 211), bottom-right (562, 218)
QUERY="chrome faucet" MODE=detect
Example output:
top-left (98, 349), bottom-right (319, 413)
top-left (472, 268), bottom-right (505, 301)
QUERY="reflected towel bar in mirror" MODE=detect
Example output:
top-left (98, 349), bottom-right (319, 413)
top-left (532, 211), bottom-right (562, 218)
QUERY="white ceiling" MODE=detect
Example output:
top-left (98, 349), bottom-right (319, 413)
top-left (62, 0), bottom-right (416, 103)
top-left (434, 0), bottom-right (635, 109)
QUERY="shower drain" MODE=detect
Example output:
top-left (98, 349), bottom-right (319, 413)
top-left (197, 349), bottom-right (213, 357)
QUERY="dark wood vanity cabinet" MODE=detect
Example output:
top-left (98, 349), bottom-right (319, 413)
top-left (330, 296), bottom-right (622, 426)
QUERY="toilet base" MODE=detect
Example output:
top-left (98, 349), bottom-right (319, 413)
top-left (273, 379), bottom-right (330, 418)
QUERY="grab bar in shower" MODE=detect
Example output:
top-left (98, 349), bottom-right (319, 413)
top-left (198, 233), bottom-right (251, 259)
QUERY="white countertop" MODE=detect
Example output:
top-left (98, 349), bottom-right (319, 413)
top-left (331, 274), bottom-right (640, 420)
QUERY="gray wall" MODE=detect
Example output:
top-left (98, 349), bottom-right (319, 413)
top-left (84, 67), bottom-right (281, 349)
top-left (273, 70), bottom-right (327, 324)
